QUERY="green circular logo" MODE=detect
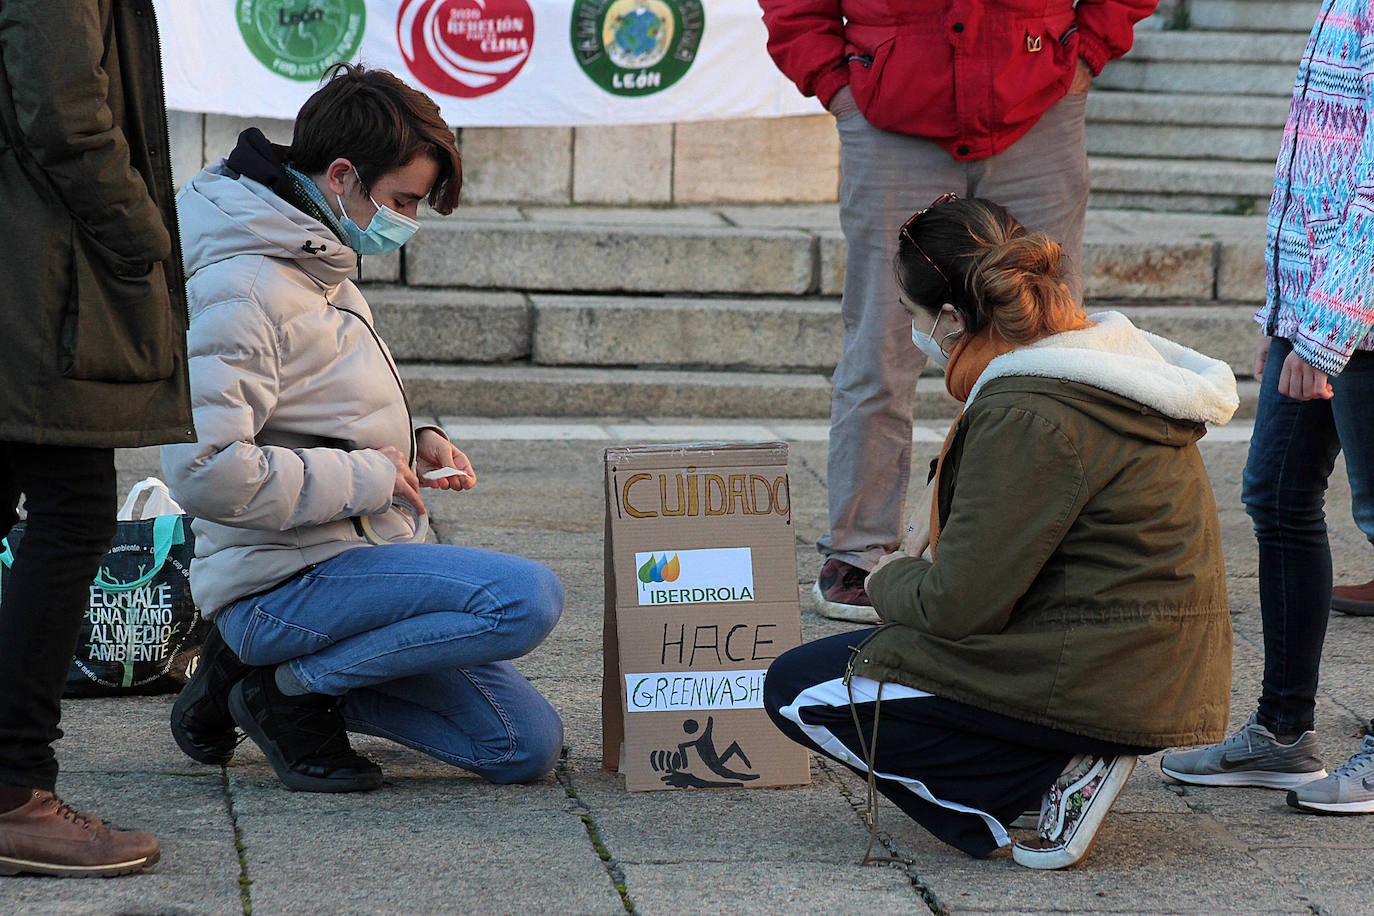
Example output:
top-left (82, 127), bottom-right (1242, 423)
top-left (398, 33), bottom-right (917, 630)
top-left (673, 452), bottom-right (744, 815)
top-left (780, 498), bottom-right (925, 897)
top-left (237, 0), bottom-right (367, 82)
top-left (571, 0), bottom-right (703, 97)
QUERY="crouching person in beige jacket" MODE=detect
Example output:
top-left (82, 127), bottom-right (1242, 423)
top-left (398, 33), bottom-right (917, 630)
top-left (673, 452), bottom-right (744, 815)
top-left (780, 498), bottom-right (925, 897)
top-left (765, 196), bottom-right (1238, 869)
top-left (161, 64), bottom-right (562, 793)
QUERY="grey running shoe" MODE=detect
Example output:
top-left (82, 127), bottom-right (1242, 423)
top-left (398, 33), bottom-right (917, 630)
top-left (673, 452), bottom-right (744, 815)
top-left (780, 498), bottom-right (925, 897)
top-left (1287, 735), bottom-right (1374, 814)
top-left (1161, 713), bottom-right (1327, 789)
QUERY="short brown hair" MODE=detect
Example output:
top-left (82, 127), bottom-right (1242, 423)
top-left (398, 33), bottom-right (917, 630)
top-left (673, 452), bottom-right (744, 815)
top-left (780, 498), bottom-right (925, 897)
top-left (290, 62), bottom-right (462, 214)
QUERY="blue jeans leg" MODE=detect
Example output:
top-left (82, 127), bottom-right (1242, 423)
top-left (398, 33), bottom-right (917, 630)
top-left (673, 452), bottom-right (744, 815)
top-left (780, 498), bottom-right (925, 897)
top-left (1244, 338), bottom-right (1374, 734)
top-left (215, 544), bottom-right (564, 782)
top-left (341, 663), bottom-right (563, 784)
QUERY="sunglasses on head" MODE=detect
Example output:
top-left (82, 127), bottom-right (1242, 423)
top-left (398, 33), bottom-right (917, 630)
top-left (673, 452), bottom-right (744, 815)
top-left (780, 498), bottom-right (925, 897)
top-left (898, 193), bottom-right (959, 296)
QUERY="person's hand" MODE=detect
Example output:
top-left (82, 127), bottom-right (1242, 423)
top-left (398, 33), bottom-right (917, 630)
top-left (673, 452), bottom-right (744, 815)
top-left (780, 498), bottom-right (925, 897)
top-left (1254, 337), bottom-right (1272, 378)
top-left (826, 84), bottom-right (858, 118)
top-left (865, 548), bottom-right (910, 592)
top-left (415, 428), bottom-right (476, 492)
top-left (900, 479), bottom-right (936, 558)
top-left (377, 444), bottom-right (425, 515)
top-left (1277, 350), bottom-right (1333, 400)
top-left (1067, 57), bottom-right (1093, 95)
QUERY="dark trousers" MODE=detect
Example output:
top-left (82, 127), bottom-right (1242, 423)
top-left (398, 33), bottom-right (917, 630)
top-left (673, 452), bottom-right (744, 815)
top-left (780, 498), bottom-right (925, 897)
top-left (1244, 339), bottom-right (1374, 736)
top-left (764, 631), bottom-right (1148, 857)
top-left (0, 443), bottom-right (116, 790)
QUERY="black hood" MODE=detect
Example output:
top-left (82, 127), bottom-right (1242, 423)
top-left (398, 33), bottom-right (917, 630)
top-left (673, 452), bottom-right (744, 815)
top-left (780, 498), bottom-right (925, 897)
top-left (224, 128), bottom-right (291, 190)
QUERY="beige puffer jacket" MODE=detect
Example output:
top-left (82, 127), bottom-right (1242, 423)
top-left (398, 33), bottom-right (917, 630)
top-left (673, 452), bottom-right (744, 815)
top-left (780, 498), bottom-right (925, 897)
top-left (161, 162), bottom-right (424, 617)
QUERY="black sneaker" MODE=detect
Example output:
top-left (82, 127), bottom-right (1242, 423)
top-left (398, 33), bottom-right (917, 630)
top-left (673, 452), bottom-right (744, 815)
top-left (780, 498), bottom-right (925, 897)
top-left (170, 626), bottom-right (250, 765)
top-left (228, 667), bottom-right (383, 793)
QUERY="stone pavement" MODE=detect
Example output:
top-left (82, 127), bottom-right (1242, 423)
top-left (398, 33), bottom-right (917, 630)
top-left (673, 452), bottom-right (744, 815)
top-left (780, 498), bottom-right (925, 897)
top-left (3, 418), bottom-right (1371, 916)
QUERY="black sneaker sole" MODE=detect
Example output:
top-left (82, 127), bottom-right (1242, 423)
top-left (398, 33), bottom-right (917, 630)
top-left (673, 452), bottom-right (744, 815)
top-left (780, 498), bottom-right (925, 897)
top-left (227, 684), bottom-right (383, 793)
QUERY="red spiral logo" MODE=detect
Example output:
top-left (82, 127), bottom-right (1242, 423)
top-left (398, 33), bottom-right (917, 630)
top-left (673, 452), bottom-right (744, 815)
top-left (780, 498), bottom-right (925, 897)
top-left (397, 0), bottom-right (535, 99)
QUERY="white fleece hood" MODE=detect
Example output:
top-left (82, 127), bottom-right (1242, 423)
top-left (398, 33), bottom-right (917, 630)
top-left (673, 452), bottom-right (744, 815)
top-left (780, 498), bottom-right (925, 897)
top-left (966, 311), bottom-right (1240, 426)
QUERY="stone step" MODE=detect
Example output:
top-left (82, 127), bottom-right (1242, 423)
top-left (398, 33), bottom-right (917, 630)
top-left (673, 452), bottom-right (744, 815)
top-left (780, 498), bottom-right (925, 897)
top-left (1087, 156), bottom-right (1274, 212)
top-left (1088, 120), bottom-right (1283, 162)
top-left (1184, 0), bottom-right (1319, 32)
top-left (1088, 91), bottom-right (1292, 127)
top-left (399, 363), bottom-right (838, 419)
top-left (405, 219), bottom-right (823, 296)
top-left (1086, 92), bottom-right (1288, 162)
top-left (397, 363), bottom-right (1262, 421)
top-left (1099, 31), bottom-right (1306, 95)
top-left (398, 206), bottom-right (1264, 296)
top-left (371, 290), bottom-right (1260, 378)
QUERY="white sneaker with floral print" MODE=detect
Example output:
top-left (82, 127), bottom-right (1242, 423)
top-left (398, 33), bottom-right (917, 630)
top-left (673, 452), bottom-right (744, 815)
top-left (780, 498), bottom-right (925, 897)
top-left (1012, 754), bottom-right (1137, 870)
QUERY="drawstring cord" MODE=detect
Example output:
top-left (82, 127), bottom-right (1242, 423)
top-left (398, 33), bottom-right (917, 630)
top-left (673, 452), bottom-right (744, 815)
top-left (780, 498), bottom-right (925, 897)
top-left (845, 646), bottom-right (906, 867)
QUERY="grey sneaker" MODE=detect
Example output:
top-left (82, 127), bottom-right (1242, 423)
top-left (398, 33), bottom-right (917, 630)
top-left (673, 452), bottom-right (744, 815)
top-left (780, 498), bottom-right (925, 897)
top-left (1161, 713), bottom-right (1327, 789)
top-left (1287, 735), bottom-right (1374, 814)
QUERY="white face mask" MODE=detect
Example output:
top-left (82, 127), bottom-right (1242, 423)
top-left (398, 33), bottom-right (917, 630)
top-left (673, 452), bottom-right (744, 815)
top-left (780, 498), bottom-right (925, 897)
top-left (911, 310), bottom-right (958, 371)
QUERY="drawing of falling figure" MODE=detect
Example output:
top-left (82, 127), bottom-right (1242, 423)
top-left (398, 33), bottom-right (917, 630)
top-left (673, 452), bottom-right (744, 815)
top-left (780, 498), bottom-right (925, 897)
top-left (649, 716), bottom-right (761, 788)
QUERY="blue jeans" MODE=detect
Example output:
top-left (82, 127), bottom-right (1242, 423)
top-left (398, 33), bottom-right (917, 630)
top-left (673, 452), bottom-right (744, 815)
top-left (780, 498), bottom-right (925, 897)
top-left (1244, 337), bottom-right (1374, 735)
top-left (215, 544), bottom-right (564, 784)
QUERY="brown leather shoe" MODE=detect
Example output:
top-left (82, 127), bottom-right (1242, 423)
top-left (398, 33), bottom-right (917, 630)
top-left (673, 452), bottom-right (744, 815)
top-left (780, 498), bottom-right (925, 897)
top-left (0, 790), bottom-right (159, 877)
top-left (1332, 580), bottom-right (1374, 617)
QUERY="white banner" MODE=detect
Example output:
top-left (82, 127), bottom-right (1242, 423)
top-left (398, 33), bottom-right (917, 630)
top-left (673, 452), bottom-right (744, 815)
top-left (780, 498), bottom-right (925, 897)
top-left (155, 0), bottom-right (823, 127)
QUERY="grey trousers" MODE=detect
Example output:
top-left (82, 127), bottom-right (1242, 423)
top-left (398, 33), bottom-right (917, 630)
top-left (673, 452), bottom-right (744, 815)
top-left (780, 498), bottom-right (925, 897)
top-left (820, 94), bottom-right (1089, 570)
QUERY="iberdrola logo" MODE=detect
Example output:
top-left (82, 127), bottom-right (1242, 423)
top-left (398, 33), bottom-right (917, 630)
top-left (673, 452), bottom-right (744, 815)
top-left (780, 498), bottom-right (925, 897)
top-left (571, 0), bottom-right (704, 97)
top-left (633, 547), bottom-right (754, 606)
top-left (398, 0), bottom-right (535, 99)
top-left (237, 0), bottom-right (366, 82)
top-left (637, 553), bottom-right (681, 584)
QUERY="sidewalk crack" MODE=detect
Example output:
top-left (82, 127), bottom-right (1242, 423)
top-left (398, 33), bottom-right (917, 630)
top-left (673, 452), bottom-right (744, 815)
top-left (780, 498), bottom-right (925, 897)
top-left (219, 770), bottom-right (254, 916)
top-left (555, 754), bottom-right (634, 913)
top-left (817, 757), bottom-right (950, 916)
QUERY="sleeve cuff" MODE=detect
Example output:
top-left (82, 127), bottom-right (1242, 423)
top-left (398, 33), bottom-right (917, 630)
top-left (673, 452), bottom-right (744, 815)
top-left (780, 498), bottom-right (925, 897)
top-left (1075, 28), bottom-right (1111, 76)
top-left (413, 423), bottom-right (448, 440)
top-left (866, 555), bottom-right (932, 614)
top-left (814, 69), bottom-right (850, 110)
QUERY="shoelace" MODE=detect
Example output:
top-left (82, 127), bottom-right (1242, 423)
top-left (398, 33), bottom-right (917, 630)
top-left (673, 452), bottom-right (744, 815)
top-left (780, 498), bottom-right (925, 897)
top-left (51, 798), bottom-right (94, 831)
top-left (840, 565), bottom-right (867, 590)
top-left (1330, 736), bottom-right (1374, 778)
top-left (275, 699), bottom-right (357, 764)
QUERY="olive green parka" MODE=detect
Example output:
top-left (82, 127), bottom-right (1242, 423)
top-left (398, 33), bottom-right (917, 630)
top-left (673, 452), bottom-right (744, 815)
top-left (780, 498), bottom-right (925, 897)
top-left (0, 0), bottom-right (192, 447)
top-left (859, 313), bottom-right (1239, 749)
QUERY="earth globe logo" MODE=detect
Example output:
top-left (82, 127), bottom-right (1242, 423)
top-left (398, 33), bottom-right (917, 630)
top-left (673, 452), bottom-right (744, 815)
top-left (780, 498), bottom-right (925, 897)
top-left (397, 0), bottom-right (535, 99)
top-left (236, 0), bottom-right (366, 82)
top-left (604, 0), bottom-right (673, 70)
top-left (571, 0), bottom-right (703, 97)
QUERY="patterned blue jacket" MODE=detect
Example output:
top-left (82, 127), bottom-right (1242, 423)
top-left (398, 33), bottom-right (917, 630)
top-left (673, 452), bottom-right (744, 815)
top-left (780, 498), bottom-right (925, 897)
top-left (1262, 0), bottom-right (1374, 375)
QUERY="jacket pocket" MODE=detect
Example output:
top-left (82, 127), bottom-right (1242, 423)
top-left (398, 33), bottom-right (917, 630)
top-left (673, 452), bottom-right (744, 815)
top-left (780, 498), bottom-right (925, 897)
top-left (61, 225), bottom-right (175, 382)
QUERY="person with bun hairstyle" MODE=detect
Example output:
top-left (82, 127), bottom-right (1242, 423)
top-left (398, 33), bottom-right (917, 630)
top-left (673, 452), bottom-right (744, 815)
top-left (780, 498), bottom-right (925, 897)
top-left (764, 196), bottom-right (1239, 869)
top-left (758, 0), bottom-right (1159, 625)
top-left (160, 63), bottom-right (563, 793)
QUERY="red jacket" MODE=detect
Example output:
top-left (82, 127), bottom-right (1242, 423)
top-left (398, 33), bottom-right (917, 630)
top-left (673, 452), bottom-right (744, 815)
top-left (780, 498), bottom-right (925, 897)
top-left (759, 0), bottom-right (1158, 160)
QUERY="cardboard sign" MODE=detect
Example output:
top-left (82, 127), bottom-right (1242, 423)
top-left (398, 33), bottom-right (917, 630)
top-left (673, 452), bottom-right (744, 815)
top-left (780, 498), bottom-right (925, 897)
top-left (602, 442), bottom-right (810, 791)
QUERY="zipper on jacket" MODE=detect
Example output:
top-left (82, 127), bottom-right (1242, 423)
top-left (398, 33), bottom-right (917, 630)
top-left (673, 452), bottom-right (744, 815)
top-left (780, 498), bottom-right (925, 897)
top-left (330, 302), bottom-right (417, 466)
top-left (1267, 0), bottom-right (1332, 337)
top-left (141, 0), bottom-right (189, 330)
